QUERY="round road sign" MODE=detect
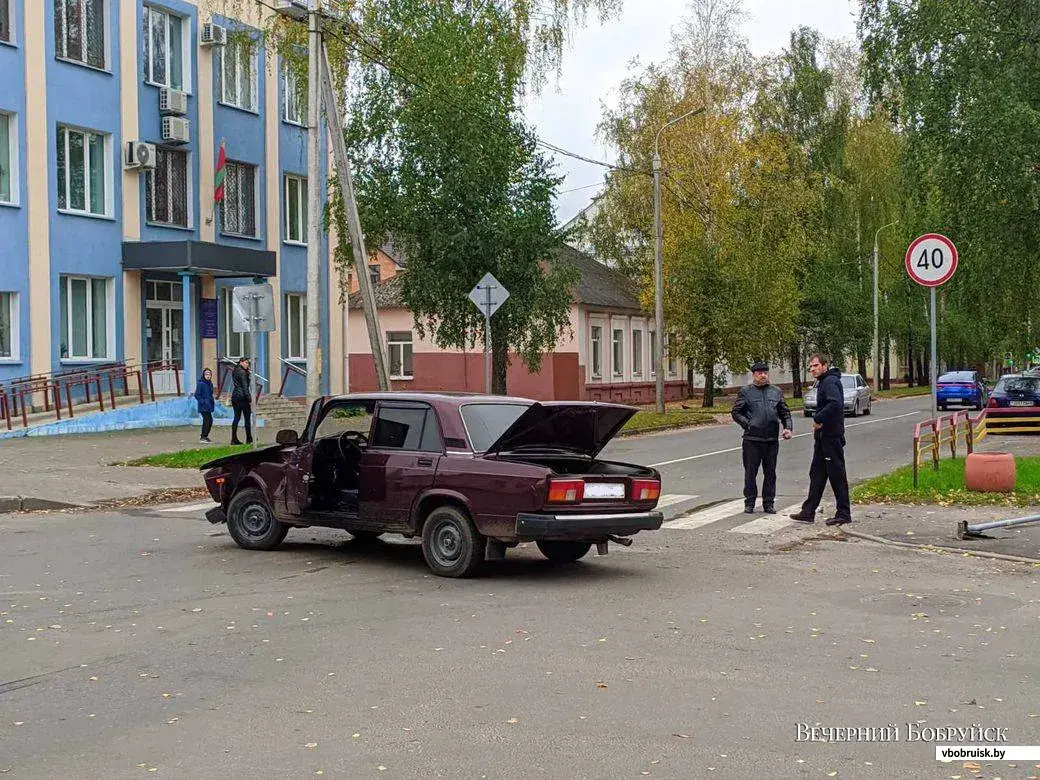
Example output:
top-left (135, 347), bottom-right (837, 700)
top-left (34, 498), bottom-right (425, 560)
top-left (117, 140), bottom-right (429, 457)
top-left (905, 233), bottom-right (958, 287)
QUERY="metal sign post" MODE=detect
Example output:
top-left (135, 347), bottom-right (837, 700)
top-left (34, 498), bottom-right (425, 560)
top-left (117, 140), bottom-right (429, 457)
top-left (905, 234), bottom-right (959, 419)
top-left (232, 283), bottom-right (276, 445)
top-left (467, 273), bottom-right (509, 395)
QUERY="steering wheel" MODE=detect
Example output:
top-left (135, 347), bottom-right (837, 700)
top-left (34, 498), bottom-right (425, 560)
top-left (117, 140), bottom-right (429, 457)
top-left (337, 430), bottom-right (368, 461)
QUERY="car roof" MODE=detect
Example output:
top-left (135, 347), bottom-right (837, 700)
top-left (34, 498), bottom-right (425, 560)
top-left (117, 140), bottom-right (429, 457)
top-left (323, 391), bottom-right (536, 405)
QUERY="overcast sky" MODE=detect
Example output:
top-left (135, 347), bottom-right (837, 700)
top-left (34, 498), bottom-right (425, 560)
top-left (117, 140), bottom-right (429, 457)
top-left (526, 0), bottom-right (859, 223)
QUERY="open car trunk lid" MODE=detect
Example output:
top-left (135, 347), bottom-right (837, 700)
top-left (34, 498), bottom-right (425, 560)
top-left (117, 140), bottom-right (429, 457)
top-left (483, 402), bottom-right (637, 459)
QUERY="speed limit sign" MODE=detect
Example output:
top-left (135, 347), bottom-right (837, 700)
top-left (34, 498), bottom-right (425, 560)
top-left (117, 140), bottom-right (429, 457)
top-left (905, 233), bottom-right (958, 287)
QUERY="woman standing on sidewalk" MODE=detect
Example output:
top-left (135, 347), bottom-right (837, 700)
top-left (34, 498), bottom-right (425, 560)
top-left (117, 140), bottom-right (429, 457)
top-left (194, 368), bottom-right (215, 443)
top-left (230, 358), bottom-right (253, 445)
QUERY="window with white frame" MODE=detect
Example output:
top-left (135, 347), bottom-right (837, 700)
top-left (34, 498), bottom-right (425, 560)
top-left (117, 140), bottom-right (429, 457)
top-left (59, 276), bottom-right (110, 360)
top-left (57, 125), bottom-right (108, 216)
top-left (387, 331), bottom-right (413, 380)
top-left (0, 112), bottom-right (13, 204)
top-left (0, 292), bottom-right (16, 359)
top-left (368, 264), bottom-right (381, 288)
top-left (282, 59), bottom-right (306, 125)
top-left (218, 36), bottom-right (257, 111)
top-left (221, 160), bottom-right (257, 237)
top-left (632, 328), bottom-right (643, 377)
top-left (221, 288), bottom-right (246, 358)
top-left (143, 6), bottom-right (187, 90)
top-left (146, 148), bottom-right (189, 227)
top-left (612, 328), bottom-right (624, 377)
top-left (667, 338), bottom-right (678, 376)
top-left (590, 325), bottom-right (602, 379)
top-left (0, 0), bottom-right (11, 44)
top-left (55, 0), bottom-right (106, 70)
top-left (284, 174), bottom-right (307, 244)
top-left (286, 293), bottom-right (307, 360)
top-left (649, 331), bottom-right (657, 377)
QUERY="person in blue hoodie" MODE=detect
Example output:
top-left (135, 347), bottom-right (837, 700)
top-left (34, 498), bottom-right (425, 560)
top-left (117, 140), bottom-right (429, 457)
top-left (194, 368), bottom-right (215, 443)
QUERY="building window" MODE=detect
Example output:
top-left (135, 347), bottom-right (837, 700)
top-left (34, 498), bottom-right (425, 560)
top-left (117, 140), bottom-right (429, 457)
top-left (0, 292), bottom-right (16, 359)
top-left (55, 0), bottom-right (106, 70)
top-left (0, 112), bottom-right (13, 204)
top-left (649, 331), bottom-right (657, 377)
top-left (57, 125), bottom-right (108, 217)
top-left (612, 328), bottom-right (624, 378)
top-left (218, 37), bottom-right (258, 112)
top-left (146, 281), bottom-right (176, 301)
top-left (221, 288), bottom-right (245, 358)
top-left (221, 161), bottom-right (257, 237)
top-left (0, 0), bottom-right (11, 44)
top-left (368, 264), bottom-right (381, 288)
top-left (667, 338), bottom-right (678, 376)
top-left (143, 6), bottom-right (187, 91)
top-left (59, 276), bottom-right (110, 360)
top-left (387, 331), bottom-right (413, 380)
top-left (145, 148), bottom-right (189, 227)
top-left (284, 174), bottom-right (307, 244)
top-left (282, 60), bottom-right (306, 125)
top-left (286, 293), bottom-right (307, 360)
top-left (590, 325), bottom-right (602, 379)
top-left (632, 328), bottom-right (642, 377)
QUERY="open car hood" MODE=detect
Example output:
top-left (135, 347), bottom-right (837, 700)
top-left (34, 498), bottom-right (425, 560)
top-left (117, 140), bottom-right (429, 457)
top-left (199, 443), bottom-right (289, 471)
top-left (484, 402), bottom-right (637, 459)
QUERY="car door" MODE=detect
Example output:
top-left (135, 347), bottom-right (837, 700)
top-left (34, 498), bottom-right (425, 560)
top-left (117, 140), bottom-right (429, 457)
top-left (273, 399), bottom-right (325, 518)
top-left (358, 402), bottom-right (443, 526)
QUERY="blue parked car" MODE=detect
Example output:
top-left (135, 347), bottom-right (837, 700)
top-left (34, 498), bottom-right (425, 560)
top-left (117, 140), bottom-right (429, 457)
top-left (936, 371), bottom-right (988, 411)
top-left (986, 374), bottom-right (1040, 409)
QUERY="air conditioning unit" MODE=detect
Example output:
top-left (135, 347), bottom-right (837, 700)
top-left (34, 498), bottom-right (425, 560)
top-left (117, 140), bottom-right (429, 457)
top-left (161, 116), bottom-right (190, 144)
top-left (159, 87), bottom-right (188, 116)
top-left (125, 141), bottom-right (157, 170)
top-left (200, 22), bottom-right (227, 46)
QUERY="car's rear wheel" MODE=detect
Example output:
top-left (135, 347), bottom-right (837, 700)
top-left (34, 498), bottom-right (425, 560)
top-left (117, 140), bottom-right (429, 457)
top-left (536, 540), bottom-right (593, 563)
top-left (421, 505), bottom-right (485, 578)
top-left (227, 489), bottom-right (288, 551)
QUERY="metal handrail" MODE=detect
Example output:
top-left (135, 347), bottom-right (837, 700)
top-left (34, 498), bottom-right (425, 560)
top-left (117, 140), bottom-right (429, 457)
top-left (278, 358), bottom-right (307, 396)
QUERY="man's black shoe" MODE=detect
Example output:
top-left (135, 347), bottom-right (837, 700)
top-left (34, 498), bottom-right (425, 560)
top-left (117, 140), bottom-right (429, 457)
top-left (789, 513), bottom-right (814, 524)
top-left (825, 516), bottom-right (852, 527)
top-left (744, 503), bottom-right (755, 514)
top-left (763, 505), bottom-right (777, 515)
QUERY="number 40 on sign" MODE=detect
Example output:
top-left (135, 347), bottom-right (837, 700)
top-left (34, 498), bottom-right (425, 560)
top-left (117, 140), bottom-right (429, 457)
top-left (905, 233), bottom-right (958, 287)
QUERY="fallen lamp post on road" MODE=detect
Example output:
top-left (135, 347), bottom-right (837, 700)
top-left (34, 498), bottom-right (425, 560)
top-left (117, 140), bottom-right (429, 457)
top-left (957, 512), bottom-right (1040, 540)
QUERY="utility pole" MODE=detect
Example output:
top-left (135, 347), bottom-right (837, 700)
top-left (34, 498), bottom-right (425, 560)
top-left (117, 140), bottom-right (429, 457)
top-left (873, 220), bottom-right (897, 393)
top-left (653, 106), bottom-right (705, 413)
top-left (305, 0), bottom-right (322, 402)
top-left (318, 45), bottom-right (390, 390)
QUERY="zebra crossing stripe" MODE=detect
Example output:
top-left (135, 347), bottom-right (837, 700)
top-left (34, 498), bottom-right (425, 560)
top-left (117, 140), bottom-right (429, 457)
top-left (729, 504), bottom-right (803, 535)
top-left (656, 494), bottom-right (698, 509)
top-left (662, 499), bottom-right (748, 530)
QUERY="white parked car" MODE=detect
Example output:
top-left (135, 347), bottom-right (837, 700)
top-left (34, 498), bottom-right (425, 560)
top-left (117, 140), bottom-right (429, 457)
top-left (803, 373), bottom-right (872, 418)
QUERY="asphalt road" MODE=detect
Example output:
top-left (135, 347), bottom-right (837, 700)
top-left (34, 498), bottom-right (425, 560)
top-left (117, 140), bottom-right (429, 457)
top-left (4, 394), bottom-right (1036, 779)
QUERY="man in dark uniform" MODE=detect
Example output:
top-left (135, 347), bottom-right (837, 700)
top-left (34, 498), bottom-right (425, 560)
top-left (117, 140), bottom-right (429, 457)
top-left (790, 353), bottom-right (852, 526)
top-left (731, 361), bottom-right (793, 514)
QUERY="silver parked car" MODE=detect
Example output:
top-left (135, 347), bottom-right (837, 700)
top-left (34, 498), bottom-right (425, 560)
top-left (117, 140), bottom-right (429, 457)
top-left (803, 373), bottom-right (872, 418)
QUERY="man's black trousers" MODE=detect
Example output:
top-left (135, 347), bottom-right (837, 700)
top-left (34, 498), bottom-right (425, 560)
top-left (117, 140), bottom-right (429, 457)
top-left (800, 435), bottom-right (851, 520)
top-left (742, 439), bottom-right (779, 506)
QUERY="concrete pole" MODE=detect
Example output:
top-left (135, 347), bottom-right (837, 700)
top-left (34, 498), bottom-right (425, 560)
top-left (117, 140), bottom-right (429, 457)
top-left (305, 2), bottom-right (322, 402)
top-left (873, 221), bottom-right (897, 392)
top-left (653, 151), bottom-right (664, 413)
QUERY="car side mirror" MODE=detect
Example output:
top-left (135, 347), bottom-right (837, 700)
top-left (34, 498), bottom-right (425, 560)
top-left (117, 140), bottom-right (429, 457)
top-left (276, 429), bottom-right (299, 446)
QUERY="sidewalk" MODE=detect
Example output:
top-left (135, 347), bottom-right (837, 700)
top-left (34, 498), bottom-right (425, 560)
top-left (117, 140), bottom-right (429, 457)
top-left (0, 426), bottom-right (232, 510)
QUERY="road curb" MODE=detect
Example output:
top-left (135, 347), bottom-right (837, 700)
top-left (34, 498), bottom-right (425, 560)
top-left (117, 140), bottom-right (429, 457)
top-left (843, 528), bottom-right (1040, 565)
top-left (0, 495), bottom-right (87, 513)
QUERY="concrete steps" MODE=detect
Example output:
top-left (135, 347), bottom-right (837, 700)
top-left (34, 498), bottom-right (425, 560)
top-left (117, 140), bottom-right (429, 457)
top-left (256, 396), bottom-right (309, 433)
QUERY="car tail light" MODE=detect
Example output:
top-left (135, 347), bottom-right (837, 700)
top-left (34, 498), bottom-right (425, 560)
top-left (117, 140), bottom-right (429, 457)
top-left (632, 479), bottom-right (661, 501)
top-left (547, 479), bottom-right (584, 503)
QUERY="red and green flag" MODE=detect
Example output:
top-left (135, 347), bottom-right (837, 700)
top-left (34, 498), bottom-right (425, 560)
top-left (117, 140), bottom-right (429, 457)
top-left (214, 140), bottom-right (227, 203)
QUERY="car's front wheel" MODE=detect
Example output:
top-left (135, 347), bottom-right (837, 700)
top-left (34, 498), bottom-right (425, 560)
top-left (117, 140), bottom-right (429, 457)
top-left (226, 488), bottom-right (289, 551)
top-left (536, 540), bottom-right (592, 563)
top-left (421, 506), bottom-right (485, 578)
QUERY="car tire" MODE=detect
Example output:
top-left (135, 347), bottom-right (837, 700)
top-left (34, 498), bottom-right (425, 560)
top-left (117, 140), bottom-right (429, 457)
top-left (863, 400), bottom-right (871, 416)
top-left (536, 540), bottom-right (593, 563)
top-left (421, 505), bottom-right (485, 578)
top-left (850, 401), bottom-right (859, 418)
top-left (226, 488), bottom-right (289, 551)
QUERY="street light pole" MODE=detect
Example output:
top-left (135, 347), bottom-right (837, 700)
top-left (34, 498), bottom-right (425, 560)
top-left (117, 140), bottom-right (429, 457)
top-left (873, 220), bottom-right (897, 393)
top-left (653, 106), bottom-right (705, 414)
top-left (305, 0), bottom-right (322, 403)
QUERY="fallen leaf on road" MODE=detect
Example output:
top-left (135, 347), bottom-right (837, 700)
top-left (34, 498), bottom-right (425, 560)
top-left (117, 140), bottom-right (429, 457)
top-left (506, 718), bottom-right (518, 724)
top-left (673, 733), bottom-right (691, 739)
top-left (915, 701), bottom-right (927, 706)
top-left (88, 676), bottom-right (98, 682)
top-left (596, 682), bottom-right (608, 689)
top-left (304, 742), bottom-right (318, 749)
top-left (352, 733), bottom-right (361, 738)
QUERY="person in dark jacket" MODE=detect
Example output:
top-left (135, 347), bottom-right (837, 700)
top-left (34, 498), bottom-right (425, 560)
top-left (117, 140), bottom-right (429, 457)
top-left (791, 353), bottom-right (851, 526)
top-left (731, 361), bottom-right (793, 514)
top-left (194, 368), bottom-right (215, 443)
top-left (230, 358), bottom-right (253, 445)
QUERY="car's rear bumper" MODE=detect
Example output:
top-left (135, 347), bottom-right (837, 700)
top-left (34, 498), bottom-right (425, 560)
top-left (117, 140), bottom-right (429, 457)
top-left (515, 510), bottom-right (663, 539)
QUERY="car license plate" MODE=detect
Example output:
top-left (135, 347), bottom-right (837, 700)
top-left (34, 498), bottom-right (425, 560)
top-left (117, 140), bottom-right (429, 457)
top-left (1010, 400), bottom-right (1033, 407)
top-left (948, 397), bottom-right (962, 402)
top-left (584, 482), bottom-right (626, 499)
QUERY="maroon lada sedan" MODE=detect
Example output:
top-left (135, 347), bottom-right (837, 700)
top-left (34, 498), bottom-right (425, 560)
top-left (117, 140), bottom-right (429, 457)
top-left (200, 393), bottom-right (663, 577)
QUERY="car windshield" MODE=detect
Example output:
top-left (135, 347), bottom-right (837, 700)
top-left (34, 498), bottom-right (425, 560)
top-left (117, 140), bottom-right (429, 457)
top-left (460, 403), bottom-right (531, 451)
top-left (841, 376), bottom-right (856, 390)
top-left (938, 372), bottom-right (974, 383)
top-left (996, 377), bottom-right (1040, 394)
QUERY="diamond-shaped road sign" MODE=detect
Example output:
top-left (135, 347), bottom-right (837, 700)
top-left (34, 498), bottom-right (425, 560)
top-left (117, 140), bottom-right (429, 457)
top-left (468, 272), bottom-right (509, 319)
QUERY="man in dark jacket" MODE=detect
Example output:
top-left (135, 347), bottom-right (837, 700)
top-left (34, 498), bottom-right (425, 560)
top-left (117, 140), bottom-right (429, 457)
top-left (791, 353), bottom-right (851, 526)
top-left (230, 357), bottom-right (253, 445)
top-left (731, 361), bottom-right (793, 514)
